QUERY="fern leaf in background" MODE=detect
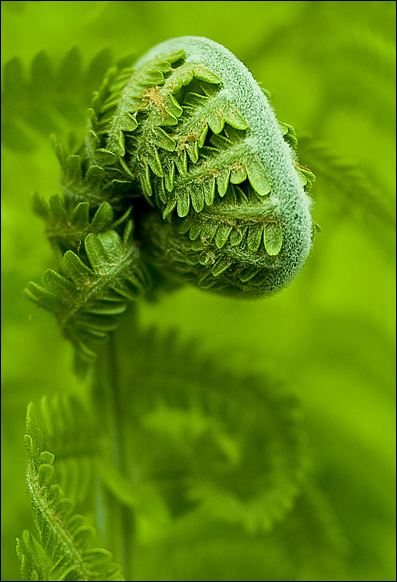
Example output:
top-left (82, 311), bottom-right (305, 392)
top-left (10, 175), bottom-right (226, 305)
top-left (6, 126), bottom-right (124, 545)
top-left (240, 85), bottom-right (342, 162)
top-left (17, 329), bottom-right (347, 581)
top-left (298, 137), bottom-right (396, 245)
top-left (109, 326), bottom-right (309, 534)
top-left (1, 47), bottom-right (137, 151)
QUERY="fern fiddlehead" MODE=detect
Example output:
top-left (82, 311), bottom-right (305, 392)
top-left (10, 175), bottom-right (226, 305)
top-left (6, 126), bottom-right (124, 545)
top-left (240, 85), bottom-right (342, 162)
top-left (80, 36), bottom-right (315, 298)
top-left (27, 36), bottom-right (316, 368)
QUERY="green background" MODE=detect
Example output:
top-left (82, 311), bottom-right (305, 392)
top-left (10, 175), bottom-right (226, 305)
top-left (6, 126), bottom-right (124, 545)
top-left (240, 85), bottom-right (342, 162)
top-left (1, 1), bottom-right (395, 580)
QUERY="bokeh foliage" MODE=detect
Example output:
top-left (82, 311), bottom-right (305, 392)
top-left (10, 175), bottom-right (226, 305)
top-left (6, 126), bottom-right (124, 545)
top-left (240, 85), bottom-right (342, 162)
top-left (1, 2), bottom-right (395, 581)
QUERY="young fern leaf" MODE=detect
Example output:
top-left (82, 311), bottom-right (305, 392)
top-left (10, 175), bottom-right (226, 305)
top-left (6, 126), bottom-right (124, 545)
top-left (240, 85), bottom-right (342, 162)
top-left (83, 36), bottom-right (315, 298)
top-left (24, 36), bottom-right (317, 306)
top-left (32, 191), bottom-right (131, 256)
top-left (25, 36), bottom-right (318, 384)
top-left (16, 400), bottom-right (124, 581)
top-left (54, 137), bottom-right (139, 210)
top-left (25, 223), bottom-right (149, 375)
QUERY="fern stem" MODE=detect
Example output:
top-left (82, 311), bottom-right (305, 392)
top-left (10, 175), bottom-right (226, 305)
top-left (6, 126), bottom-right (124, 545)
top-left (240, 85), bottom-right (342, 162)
top-left (93, 324), bottom-right (135, 580)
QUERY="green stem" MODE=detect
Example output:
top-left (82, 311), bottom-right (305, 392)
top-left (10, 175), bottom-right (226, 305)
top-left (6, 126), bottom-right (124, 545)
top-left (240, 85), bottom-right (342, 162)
top-left (92, 318), bottom-right (135, 580)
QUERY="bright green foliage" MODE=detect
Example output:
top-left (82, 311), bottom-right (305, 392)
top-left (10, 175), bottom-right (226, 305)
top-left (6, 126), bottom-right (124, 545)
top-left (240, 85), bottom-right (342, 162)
top-left (24, 395), bottom-right (99, 508)
top-left (31, 191), bottom-right (132, 255)
top-left (2, 3), bottom-right (395, 582)
top-left (53, 136), bottom-right (139, 211)
top-left (88, 42), bottom-right (313, 217)
top-left (24, 35), bottom-right (318, 372)
top-left (16, 398), bottom-right (124, 581)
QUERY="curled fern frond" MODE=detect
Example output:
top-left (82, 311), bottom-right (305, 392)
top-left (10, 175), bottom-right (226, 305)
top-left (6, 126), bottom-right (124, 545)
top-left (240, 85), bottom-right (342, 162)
top-left (25, 223), bottom-right (149, 375)
top-left (16, 399), bottom-right (124, 582)
top-left (25, 36), bottom-right (317, 378)
top-left (110, 325), bottom-right (309, 535)
top-left (138, 185), bottom-right (289, 296)
top-left (86, 36), bottom-right (314, 298)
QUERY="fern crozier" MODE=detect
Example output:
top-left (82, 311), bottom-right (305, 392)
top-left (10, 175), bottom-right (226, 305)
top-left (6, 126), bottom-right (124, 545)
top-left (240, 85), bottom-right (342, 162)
top-left (131, 36), bottom-right (314, 297)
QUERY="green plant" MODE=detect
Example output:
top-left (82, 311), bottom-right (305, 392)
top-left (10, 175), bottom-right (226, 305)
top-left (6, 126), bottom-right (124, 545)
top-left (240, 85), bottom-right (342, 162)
top-left (3, 11), bottom-right (394, 580)
top-left (24, 37), bottom-right (317, 372)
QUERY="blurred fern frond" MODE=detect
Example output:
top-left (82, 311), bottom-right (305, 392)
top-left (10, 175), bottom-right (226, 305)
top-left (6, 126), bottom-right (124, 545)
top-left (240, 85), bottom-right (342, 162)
top-left (18, 356), bottom-right (346, 581)
top-left (145, 480), bottom-right (348, 581)
top-left (0, 47), bottom-right (137, 151)
top-left (298, 137), bottom-right (396, 240)
top-left (106, 325), bottom-right (310, 535)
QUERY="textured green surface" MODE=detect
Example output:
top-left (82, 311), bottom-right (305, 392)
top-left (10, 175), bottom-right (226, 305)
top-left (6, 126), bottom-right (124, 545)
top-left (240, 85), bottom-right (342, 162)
top-left (2, 2), bottom-right (395, 581)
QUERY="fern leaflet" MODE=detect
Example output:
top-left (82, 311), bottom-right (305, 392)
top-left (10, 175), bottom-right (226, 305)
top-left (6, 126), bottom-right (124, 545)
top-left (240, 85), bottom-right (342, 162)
top-left (16, 399), bottom-right (124, 581)
top-left (25, 224), bottom-right (149, 375)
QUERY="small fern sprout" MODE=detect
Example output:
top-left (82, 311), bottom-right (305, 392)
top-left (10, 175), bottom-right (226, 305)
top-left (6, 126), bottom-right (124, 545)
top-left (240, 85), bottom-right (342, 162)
top-left (83, 36), bottom-right (316, 298)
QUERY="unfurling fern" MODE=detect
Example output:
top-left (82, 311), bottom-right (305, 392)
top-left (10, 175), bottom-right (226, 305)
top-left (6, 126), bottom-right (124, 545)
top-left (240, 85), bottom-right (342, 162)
top-left (132, 38), bottom-right (315, 298)
top-left (70, 36), bottom-right (316, 298)
top-left (17, 37), bottom-right (351, 582)
top-left (26, 35), bottom-right (316, 369)
top-left (25, 222), bottom-right (149, 374)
